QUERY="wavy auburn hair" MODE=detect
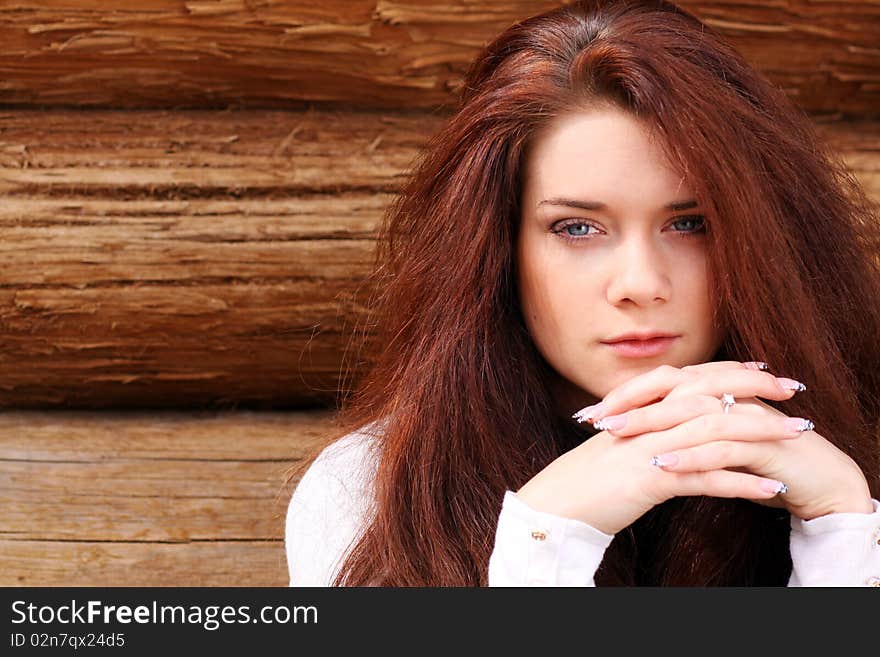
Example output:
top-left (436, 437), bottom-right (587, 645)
top-left (286, 0), bottom-right (880, 585)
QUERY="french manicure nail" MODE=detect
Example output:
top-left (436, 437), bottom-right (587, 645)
top-left (572, 401), bottom-right (606, 423)
top-left (776, 377), bottom-right (806, 392)
top-left (650, 453), bottom-right (679, 468)
top-left (783, 417), bottom-right (814, 434)
top-left (760, 479), bottom-right (788, 495)
top-left (593, 413), bottom-right (626, 431)
top-left (744, 361), bottom-right (768, 370)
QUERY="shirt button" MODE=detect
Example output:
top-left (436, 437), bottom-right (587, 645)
top-left (866, 576), bottom-right (880, 587)
top-left (530, 529), bottom-right (548, 541)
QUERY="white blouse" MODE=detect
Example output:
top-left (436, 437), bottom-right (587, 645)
top-left (285, 423), bottom-right (880, 587)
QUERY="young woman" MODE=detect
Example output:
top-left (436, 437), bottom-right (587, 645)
top-left (284, 0), bottom-right (880, 586)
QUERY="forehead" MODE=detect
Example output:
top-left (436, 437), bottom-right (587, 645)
top-left (522, 109), bottom-right (689, 204)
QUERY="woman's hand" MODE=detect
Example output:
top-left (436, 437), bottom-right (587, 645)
top-left (515, 361), bottom-right (805, 535)
top-left (584, 362), bottom-right (874, 521)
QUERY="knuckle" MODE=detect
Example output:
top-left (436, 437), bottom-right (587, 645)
top-left (697, 469), bottom-right (720, 489)
top-left (712, 441), bottom-right (735, 464)
top-left (673, 469), bottom-right (715, 497)
top-left (701, 469), bottom-right (720, 483)
top-left (666, 381), bottom-right (696, 400)
top-left (701, 395), bottom-right (722, 414)
top-left (673, 396), bottom-right (699, 415)
top-left (754, 450), bottom-right (776, 472)
top-left (695, 412), bottom-right (719, 435)
top-left (645, 473), bottom-right (671, 504)
top-left (704, 469), bottom-right (738, 495)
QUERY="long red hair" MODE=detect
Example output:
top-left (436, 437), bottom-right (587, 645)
top-left (286, 0), bottom-right (880, 585)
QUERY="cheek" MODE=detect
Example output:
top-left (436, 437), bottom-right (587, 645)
top-left (678, 259), bottom-right (719, 340)
top-left (519, 266), bottom-right (557, 337)
top-left (517, 250), bottom-right (584, 349)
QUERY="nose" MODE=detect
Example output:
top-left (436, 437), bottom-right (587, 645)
top-left (605, 236), bottom-right (672, 306)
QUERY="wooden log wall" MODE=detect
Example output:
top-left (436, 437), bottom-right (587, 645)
top-left (1, 409), bottom-right (329, 586)
top-left (1, 1), bottom-right (878, 114)
top-left (1, 0), bottom-right (877, 586)
top-left (0, 111), bottom-right (876, 409)
top-left (0, 108), bottom-right (423, 408)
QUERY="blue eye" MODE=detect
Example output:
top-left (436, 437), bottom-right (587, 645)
top-left (670, 215), bottom-right (706, 237)
top-left (551, 221), bottom-right (600, 241)
top-left (550, 215), bottom-right (706, 244)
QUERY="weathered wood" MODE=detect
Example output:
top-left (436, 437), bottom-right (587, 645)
top-left (1, 540), bottom-right (288, 586)
top-left (0, 408), bottom-right (336, 586)
top-left (0, 108), bottom-right (432, 407)
top-left (0, 109), bottom-right (877, 408)
top-left (5, 460), bottom-right (291, 541)
top-left (0, 1), bottom-right (877, 114)
top-left (813, 118), bottom-right (880, 204)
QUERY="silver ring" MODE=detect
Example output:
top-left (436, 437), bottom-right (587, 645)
top-left (720, 393), bottom-right (736, 414)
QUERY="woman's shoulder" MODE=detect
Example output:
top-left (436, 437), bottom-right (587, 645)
top-left (284, 418), bottom-right (387, 585)
top-left (290, 417), bottom-right (387, 510)
top-left (312, 418), bottom-right (385, 475)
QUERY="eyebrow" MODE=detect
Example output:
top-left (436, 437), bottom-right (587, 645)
top-left (537, 197), bottom-right (699, 212)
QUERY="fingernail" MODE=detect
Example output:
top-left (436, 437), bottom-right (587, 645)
top-left (776, 377), bottom-right (806, 392)
top-left (783, 417), bottom-right (814, 434)
top-left (572, 401), bottom-right (606, 423)
top-left (760, 479), bottom-right (788, 495)
top-left (593, 413), bottom-right (626, 431)
top-left (744, 361), bottom-right (768, 370)
top-left (650, 453), bottom-right (679, 468)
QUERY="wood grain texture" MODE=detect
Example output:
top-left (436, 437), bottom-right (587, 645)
top-left (0, 108), bottom-right (432, 408)
top-left (0, 109), bottom-right (877, 408)
top-left (0, 408), bottom-right (336, 586)
top-left (1, 540), bottom-right (288, 587)
top-left (813, 118), bottom-right (880, 203)
top-left (0, 1), bottom-right (877, 114)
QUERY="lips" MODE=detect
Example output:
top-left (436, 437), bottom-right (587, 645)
top-left (602, 335), bottom-right (678, 358)
top-left (602, 331), bottom-right (679, 344)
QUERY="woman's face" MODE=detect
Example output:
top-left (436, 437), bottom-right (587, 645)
top-left (516, 107), bottom-right (726, 411)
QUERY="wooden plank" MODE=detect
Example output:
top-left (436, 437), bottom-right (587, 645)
top-left (4, 461), bottom-right (291, 541)
top-left (813, 119), bottom-right (880, 203)
top-left (0, 540), bottom-right (288, 587)
top-left (0, 409), bottom-right (337, 586)
top-left (0, 108), bottom-right (427, 192)
top-left (0, 107), bottom-right (428, 407)
top-left (0, 1), bottom-right (876, 113)
top-left (0, 110), bottom-right (876, 407)
top-left (0, 408), bottom-right (331, 460)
